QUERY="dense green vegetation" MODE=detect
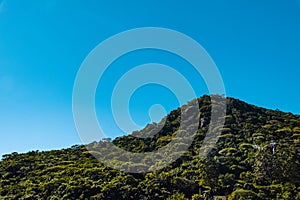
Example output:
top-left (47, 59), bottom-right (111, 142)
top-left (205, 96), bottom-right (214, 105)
top-left (1, 95), bottom-right (300, 199)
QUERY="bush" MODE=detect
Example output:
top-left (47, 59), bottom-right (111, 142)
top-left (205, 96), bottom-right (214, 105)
top-left (228, 189), bottom-right (258, 200)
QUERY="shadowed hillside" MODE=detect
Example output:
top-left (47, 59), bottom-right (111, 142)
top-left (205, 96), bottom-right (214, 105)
top-left (1, 95), bottom-right (300, 199)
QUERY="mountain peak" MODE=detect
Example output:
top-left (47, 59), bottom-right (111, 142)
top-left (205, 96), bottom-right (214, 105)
top-left (1, 95), bottom-right (300, 199)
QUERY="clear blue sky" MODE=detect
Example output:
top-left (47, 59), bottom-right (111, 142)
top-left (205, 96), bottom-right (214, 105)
top-left (1, 0), bottom-right (300, 156)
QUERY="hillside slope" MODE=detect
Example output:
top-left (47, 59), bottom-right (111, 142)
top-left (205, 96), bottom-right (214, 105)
top-left (1, 95), bottom-right (300, 199)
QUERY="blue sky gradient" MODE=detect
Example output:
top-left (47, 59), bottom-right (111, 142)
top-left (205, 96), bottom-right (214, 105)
top-left (0, 0), bottom-right (300, 156)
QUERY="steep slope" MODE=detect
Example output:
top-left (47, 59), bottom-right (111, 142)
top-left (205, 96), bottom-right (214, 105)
top-left (1, 95), bottom-right (300, 199)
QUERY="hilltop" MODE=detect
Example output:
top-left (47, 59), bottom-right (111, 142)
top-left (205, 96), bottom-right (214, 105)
top-left (1, 95), bottom-right (300, 199)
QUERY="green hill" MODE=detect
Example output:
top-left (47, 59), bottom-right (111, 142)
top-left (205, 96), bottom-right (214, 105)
top-left (1, 95), bottom-right (300, 199)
